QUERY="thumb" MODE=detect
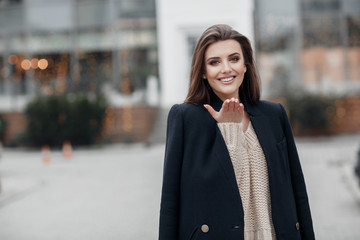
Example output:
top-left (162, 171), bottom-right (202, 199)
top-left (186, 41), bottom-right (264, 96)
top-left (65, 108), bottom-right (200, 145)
top-left (204, 104), bottom-right (218, 119)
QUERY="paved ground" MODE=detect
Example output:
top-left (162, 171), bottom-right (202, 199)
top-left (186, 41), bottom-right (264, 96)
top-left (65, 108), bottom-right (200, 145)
top-left (0, 134), bottom-right (360, 240)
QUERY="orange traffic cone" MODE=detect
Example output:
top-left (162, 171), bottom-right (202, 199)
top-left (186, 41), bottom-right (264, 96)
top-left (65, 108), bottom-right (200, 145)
top-left (41, 145), bottom-right (51, 164)
top-left (62, 141), bottom-right (72, 159)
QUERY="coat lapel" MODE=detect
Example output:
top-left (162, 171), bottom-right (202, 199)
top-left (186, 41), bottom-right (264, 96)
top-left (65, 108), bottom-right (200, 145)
top-left (209, 91), bottom-right (241, 193)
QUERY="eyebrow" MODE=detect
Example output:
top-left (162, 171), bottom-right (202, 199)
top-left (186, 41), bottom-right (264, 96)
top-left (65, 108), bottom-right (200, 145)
top-left (206, 52), bottom-right (241, 62)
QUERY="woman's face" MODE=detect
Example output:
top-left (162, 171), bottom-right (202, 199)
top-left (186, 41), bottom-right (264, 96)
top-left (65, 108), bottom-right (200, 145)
top-left (204, 39), bottom-right (246, 101)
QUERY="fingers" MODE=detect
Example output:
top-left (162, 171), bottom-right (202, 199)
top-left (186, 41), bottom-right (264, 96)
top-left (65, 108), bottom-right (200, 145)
top-left (203, 104), bottom-right (217, 119)
top-left (205, 98), bottom-right (244, 123)
top-left (228, 98), bottom-right (235, 111)
top-left (222, 98), bottom-right (241, 112)
top-left (238, 102), bottom-right (244, 113)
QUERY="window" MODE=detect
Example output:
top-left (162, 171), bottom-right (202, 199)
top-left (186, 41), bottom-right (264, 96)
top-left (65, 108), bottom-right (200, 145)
top-left (347, 15), bottom-right (360, 47)
top-left (301, 0), bottom-right (340, 12)
top-left (302, 15), bottom-right (340, 48)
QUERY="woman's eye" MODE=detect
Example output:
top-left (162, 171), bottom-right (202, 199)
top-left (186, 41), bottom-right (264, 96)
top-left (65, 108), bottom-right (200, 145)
top-left (209, 61), bottom-right (219, 65)
top-left (230, 57), bottom-right (239, 62)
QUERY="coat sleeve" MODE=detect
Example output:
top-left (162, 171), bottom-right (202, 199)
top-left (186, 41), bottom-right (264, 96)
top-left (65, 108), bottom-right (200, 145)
top-left (280, 104), bottom-right (315, 240)
top-left (159, 104), bottom-right (184, 240)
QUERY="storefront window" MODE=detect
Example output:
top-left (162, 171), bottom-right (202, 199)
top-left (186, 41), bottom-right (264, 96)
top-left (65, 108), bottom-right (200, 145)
top-left (0, 0), bottom-right (158, 106)
top-left (6, 53), bottom-right (27, 95)
top-left (32, 53), bottom-right (70, 95)
top-left (348, 15), bottom-right (360, 47)
top-left (75, 51), bottom-right (112, 93)
top-left (255, 15), bottom-right (296, 52)
top-left (117, 48), bottom-right (156, 95)
top-left (302, 15), bottom-right (340, 48)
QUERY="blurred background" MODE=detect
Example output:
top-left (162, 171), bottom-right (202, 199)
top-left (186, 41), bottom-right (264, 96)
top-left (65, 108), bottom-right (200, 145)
top-left (0, 0), bottom-right (359, 239)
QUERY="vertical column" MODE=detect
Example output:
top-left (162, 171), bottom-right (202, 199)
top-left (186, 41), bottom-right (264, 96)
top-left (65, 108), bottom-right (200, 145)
top-left (70, 0), bottom-right (80, 93)
top-left (109, 0), bottom-right (121, 93)
top-left (23, 0), bottom-right (33, 99)
top-left (295, 0), bottom-right (304, 85)
top-left (339, 0), bottom-right (349, 81)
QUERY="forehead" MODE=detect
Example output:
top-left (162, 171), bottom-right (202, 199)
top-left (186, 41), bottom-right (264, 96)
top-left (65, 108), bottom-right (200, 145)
top-left (205, 39), bottom-right (243, 58)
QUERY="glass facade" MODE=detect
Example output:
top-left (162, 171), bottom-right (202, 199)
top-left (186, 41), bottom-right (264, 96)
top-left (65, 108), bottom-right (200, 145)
top-left (254, 0), bottom-right (360, 97)
top-left (0, 0), bottom-right (158, 106)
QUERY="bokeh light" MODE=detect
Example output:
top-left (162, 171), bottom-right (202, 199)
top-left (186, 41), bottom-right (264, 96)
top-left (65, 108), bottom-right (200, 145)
top-left (31, 58), bottom-right (39, 69)
top-left (21, 59), bottom-right (31, 70)
top-left (8, 55), bottom-right (18, 65)
top-left (38, 59), bottom-right (48, 70)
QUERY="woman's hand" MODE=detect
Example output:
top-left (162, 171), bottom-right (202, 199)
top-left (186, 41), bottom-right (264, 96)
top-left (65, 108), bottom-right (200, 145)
top-left (204, 98), bottom-right (244, 123)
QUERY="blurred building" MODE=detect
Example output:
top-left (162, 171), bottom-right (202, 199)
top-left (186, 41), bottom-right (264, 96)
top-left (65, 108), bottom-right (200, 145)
top-left (255, 0), bottom-right (360, 97)
top-left (0, 0), bottom-right (254, 111)
top-left (2, 0), bottom-right (357, 144)
top-left (0, 0), bottom-right (159, 143)
top-left (0, 0), bottom-right (158, 112)
top-left (0, 0), bottom-right (254, 144)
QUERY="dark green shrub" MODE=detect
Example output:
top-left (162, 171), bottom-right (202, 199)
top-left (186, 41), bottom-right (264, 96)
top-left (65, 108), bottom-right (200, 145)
top-left (0, 114), bottom-right (6, 141)
top-left (285, 93), bottom-right (335, 135)
top-left (23, 94), bottom-right (107, 147)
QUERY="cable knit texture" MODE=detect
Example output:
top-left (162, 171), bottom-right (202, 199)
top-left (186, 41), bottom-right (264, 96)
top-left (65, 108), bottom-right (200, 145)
top-left (217, 122), bottom-right (276, 240)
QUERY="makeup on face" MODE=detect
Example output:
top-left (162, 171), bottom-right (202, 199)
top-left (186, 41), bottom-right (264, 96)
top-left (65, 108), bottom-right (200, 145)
top-left (204, 39), bottom-right (247, 101)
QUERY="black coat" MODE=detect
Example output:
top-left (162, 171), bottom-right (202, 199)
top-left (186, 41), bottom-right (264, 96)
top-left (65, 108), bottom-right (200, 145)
top-left (159, 92), bottom-right (315, 240)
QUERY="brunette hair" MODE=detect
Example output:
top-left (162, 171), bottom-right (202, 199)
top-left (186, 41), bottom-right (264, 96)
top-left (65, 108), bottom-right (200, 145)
top-left (184, 24), bottom-right (260, 105)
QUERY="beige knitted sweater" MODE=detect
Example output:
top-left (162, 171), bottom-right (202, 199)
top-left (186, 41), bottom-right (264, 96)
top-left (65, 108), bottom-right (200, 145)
top-left (218, 122), bottom-right (276, 240)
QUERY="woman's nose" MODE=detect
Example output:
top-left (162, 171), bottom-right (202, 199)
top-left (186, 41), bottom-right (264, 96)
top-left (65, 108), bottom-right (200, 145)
top-left (221, 61), bottom-right (231, 74)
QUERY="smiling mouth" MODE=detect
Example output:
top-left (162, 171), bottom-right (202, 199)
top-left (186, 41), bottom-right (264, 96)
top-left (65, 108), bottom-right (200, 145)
top-left (219, 76), bottom-right (235, 82)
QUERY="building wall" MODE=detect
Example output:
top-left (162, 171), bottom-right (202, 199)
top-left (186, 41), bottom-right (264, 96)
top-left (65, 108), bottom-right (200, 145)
top-left (156, 0), bottom-right (254, 107)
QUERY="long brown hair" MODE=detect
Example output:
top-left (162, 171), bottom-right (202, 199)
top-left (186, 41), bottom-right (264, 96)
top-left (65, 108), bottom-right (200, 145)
top-left (184, 24), bottom-right (260, 105)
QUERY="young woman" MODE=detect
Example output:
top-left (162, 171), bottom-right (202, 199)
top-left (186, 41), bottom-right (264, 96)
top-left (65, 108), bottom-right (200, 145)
top-left (159, 24), bottom-right (315, 240)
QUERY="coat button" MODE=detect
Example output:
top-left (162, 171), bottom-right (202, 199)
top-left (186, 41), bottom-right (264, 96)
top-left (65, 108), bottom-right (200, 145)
top-left (201, 224), bottom-right (209, 233)
top-left (296, 222), bottom-right (300, 230)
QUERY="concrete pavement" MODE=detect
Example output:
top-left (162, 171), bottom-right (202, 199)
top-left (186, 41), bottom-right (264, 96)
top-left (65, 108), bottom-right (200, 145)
top-left (296, 134), bottom-right (360, 240)
top-left (0, 134), bottom-right (360, 240)
top-left (0, 144), bottom-right (164, 240)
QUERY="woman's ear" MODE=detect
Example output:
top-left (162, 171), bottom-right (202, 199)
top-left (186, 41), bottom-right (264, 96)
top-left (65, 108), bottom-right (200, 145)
top-left (203, 74), bottom-right (207, 79)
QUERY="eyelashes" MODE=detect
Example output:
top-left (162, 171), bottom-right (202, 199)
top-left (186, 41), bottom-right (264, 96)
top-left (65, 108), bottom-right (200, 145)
top-left (209, 60), bottom-right (220, 65)
top-left (208, 56), bottom-right (240, 66)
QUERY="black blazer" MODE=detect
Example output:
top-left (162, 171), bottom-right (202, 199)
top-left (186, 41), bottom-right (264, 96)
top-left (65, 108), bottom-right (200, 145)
top-left (159, 92), bottom-right (315, 240)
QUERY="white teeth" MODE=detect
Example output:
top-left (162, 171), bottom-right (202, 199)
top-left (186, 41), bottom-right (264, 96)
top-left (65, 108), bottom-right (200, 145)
top-left (220, 77), bottom-right (234, 82)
